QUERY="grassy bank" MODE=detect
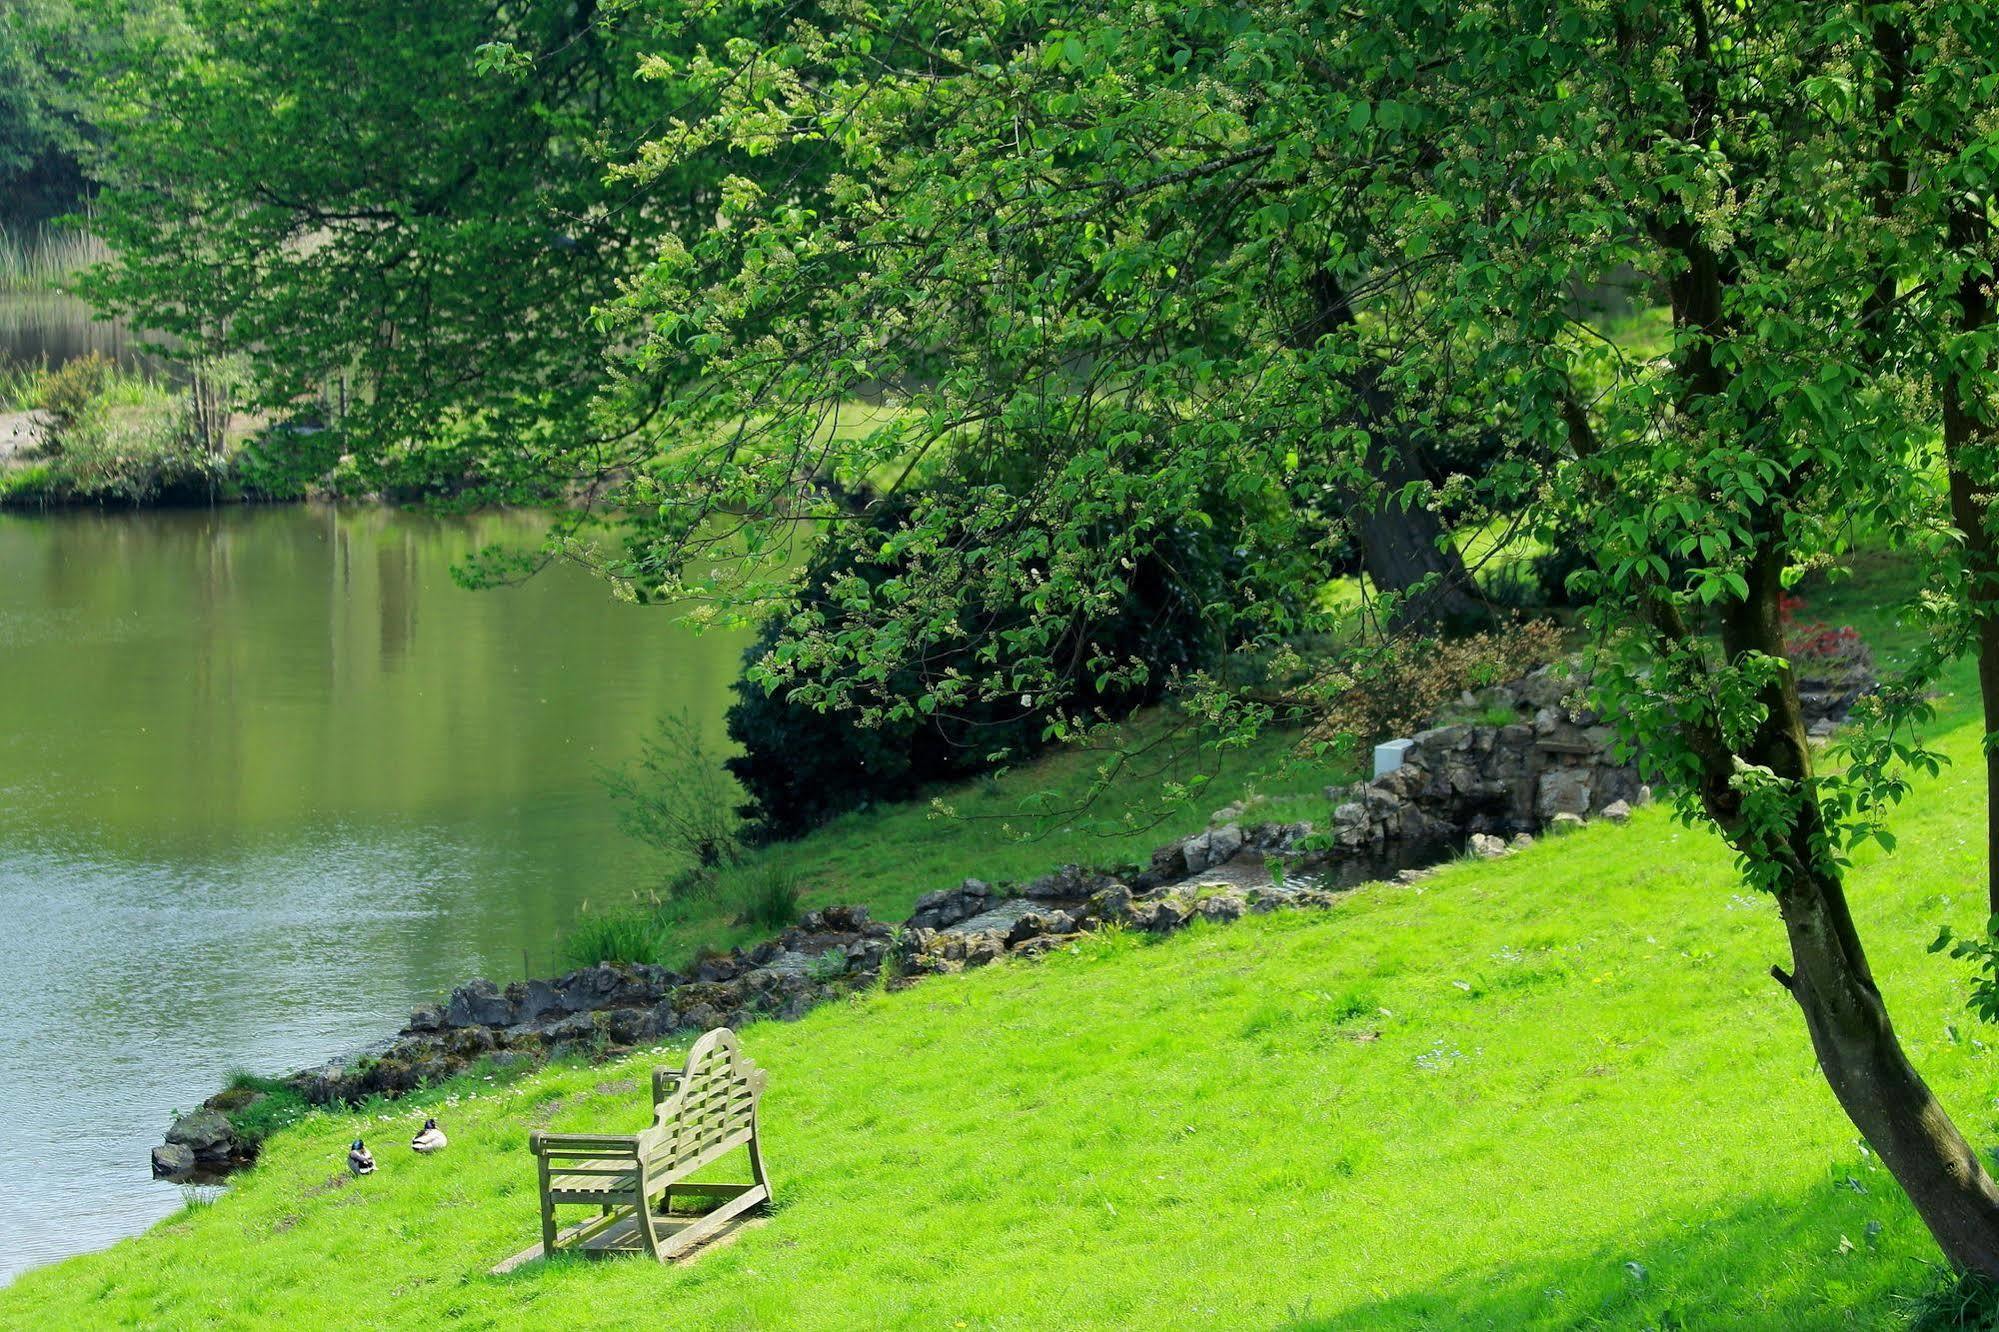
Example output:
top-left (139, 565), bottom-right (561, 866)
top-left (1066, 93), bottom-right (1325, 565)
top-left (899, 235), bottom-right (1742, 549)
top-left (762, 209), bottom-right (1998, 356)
top-left (561, 712), bottom-right (1353, 971)
top-left (4, 729), bottom-right (1996, 1327)
top-left (2, 557), bottom-right (1992, 1327)
top-left (0, 357), bottom-right (240, 506)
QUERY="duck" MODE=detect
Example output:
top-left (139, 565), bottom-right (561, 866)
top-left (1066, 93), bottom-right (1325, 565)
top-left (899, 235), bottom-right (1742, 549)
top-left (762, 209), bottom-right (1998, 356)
top-left (347, 1138), bottom-right (375, 1176)
top-left (410, 1117), bottom-right (447, 1154)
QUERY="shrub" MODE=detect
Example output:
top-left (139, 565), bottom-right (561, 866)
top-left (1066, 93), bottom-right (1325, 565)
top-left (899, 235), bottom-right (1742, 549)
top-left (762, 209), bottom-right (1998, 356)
top-left (726, 484), bottom-right (1293, 839)
top-left (602, 711), bottom-right (743, 871)
top-left (1780, 595), bottom-right (1872, 678)
top-left (231, 420), bottom-right (348, 500)
top-left (1304, 618), bottom-right (1566, 749)
top-left (733, 867), bottom-right (802, 932)
top-left (36, 406), bottom-right (223, 505)
top-left (37, 351), bottom-right (110, 445)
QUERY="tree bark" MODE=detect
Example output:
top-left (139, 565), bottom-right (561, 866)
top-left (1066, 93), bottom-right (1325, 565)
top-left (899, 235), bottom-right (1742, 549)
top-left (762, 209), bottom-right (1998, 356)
top-left (1653, 36), bottom-right (1999, 1254)
top-left (1719, 546), bottom-right (1999, 1277)
top-left (1350, 432), bottom-right (1485, 629)
top-left (1298, 268), bottom-right (1485, 629)
top-left (1941, 206), bottom-right (1999, 919)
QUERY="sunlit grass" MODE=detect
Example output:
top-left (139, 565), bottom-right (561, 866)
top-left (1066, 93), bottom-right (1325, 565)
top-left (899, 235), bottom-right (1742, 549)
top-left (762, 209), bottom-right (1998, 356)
top-left (0, 550), bottom-right (1989, 1328)
top-left (5, 692), bottom-right (1994, 1326)
top-left (594, 709), bottom-right (1354, 968)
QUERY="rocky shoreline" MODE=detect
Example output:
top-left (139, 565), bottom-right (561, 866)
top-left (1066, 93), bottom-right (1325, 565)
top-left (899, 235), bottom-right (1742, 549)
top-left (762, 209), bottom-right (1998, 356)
top-left (153, 659), bottom-right (1866, 1179)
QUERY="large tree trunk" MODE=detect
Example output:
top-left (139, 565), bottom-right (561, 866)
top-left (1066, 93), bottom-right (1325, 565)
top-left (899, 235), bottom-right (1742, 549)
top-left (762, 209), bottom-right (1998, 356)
top-left (1351, 433), bottom-right (1485, 629)
top-left (1299, 268), bottom-right (1485, 629)
top-left (1721, 547), bottom-right (1999, 1276)
top-left (1942, 206), bottom-right (1999, 918)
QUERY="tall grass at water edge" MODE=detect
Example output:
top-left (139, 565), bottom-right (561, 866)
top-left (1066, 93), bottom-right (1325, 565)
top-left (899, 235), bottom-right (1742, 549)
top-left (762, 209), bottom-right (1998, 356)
top-left (0, 223), bottom-right (106, 292)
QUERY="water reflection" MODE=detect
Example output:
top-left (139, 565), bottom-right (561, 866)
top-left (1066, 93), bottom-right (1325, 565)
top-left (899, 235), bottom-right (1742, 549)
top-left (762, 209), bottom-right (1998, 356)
top-left (0, 289), bottom-right (166, 375)
top-left (0, 505), bottom-right (747, 1281)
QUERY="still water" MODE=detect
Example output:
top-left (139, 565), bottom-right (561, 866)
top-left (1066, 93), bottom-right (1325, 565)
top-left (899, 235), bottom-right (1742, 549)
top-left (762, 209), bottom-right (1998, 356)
top-left (0, 505), bottom-right (745, 1281)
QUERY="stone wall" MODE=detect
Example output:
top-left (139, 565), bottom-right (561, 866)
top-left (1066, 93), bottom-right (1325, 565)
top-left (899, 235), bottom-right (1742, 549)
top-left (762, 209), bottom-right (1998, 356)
top-left (1314, 664), bottom-right (1646, 860)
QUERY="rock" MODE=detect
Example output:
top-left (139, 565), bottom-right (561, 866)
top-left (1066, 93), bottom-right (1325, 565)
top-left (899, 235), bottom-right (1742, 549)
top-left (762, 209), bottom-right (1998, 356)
top-left (541, 1012), bottom-right (598, 1044)
top-left (690, 953), bottom-right (743, 985)
top-left (1600, 799), bottom-right (1632, 824)
top-left (1087, 882), bottom-right (1134, 924)
top-left (1548, 812), bottom-right (1587, 835)
top-left (507, 978), bottom-right (561, 1024)
top-left (406, 1004), bottom-right (444, 1033)
top-left (443, 978), bottom-right (514, 1028)
top-left (166, 1107), bottom-right (236, 1163)
top-left (206, 1087), bottom-right (266, 1114)
top-left (1019, 864), bottom-right (1101, 901)
top-left (798, 903), bottom-right (874, 933)
top-left (1206, 823), bottom-right (1245, 865)
top-left (1468, 832), bottom-right (1509, 859)
top-left (907, 879), bottom-right (992, 930)
top-left (1009, 934), bottom-right (1081, 959)
top-left (1006, 908), bottom-right (1076, 946)
top-left (1510, 832), bottom-right (1534, 849)
top-left (1535, 767), bottom-right (1593, 819)
top-left (1195, 890), bottom-right (1246, 924)
top-left (1636, 784), bottom-right (1654, 805)
top-left (1131, 892), bottom-right (1193, 933)
top-left (151, 1143), bottom-right (197, 1177)
top-left (962, 931), bottom-right (1007, 968)
top-left (604, 1007), bottom-right (660, 1045)
top-left (557, 962), bottom-right (666, 1012)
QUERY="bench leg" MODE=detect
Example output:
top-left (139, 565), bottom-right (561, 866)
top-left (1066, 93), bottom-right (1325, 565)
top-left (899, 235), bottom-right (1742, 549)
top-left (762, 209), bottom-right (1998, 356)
top-left (633, 1166), bottom-right (664, 1262)
top-left (748, 1110), bottom-right (773, 1205)
top-left (537, 1160), bottom-right (558, 1256)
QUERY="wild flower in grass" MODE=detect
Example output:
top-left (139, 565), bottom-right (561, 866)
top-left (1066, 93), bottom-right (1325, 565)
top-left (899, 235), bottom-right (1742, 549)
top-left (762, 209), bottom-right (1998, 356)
top-left (1414, 1037), bottom-right (1468, 1072)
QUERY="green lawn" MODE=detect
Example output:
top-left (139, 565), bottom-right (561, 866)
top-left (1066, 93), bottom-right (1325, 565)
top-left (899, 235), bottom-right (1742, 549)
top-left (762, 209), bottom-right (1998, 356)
top-left (9, 679), bottom-right (1999, 1326)
top-left (7, 556), bottom-right (1992, 1329)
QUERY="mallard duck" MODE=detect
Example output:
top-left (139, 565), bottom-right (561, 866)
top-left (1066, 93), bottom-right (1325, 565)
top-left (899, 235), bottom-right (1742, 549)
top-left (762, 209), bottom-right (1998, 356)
top-left (410, 1118), bottom-right (447, 1154)
top-left (347, 1139), bottom-right (376, 1176)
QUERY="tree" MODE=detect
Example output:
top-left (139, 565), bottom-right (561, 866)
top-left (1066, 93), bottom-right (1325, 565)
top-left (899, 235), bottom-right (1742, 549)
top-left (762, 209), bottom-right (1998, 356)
top-left (71, 0), bottom-right (784, 500)
top-left (0, 0), bottom-right (100, 228)
top-left (595, 0), bottom-right (1999, 1273)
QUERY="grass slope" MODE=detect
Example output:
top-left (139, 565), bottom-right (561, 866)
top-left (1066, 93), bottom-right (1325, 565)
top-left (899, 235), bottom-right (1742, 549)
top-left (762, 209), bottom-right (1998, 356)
top-left (8, 738), bottom-right (1999, 1327)
top-left (6, 555), bottom-right (1987, 1328)
top-left (573, 718), bottom-right (1352, 970)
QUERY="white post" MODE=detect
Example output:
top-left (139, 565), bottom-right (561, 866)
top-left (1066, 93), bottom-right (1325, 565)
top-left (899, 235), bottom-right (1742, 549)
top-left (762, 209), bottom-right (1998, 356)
top-left (1373, 737), bottom-right (1414, 778)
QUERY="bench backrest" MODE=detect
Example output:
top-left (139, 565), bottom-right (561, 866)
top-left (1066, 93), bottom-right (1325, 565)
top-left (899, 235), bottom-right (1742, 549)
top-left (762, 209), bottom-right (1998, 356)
top-left (640, 1028), bottom-right (767, 1170)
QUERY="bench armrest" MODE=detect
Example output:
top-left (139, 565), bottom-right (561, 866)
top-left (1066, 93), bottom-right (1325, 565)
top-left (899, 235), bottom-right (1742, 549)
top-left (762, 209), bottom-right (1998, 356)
top-left (528, 1131), bottom-right (643, 1159)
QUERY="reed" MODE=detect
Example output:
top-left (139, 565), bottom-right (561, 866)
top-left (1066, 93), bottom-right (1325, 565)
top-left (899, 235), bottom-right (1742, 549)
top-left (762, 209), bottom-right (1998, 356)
top-left (0, 223), bottom-right (107, 292)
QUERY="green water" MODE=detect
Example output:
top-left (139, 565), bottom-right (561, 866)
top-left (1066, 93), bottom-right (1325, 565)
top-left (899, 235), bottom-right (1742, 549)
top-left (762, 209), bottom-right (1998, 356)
top-left (0, 504), bottom-right (746, 1280)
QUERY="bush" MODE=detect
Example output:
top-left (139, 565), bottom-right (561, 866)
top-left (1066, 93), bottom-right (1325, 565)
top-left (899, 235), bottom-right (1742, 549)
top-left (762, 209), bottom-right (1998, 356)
top-left (1304, 618), bottom-right (1566, 749)
top-left (231, 420), bottom-right (348, 500)
top-left (602, 711), bottom-right (742, 872)
top-left (561, 904), bottom-right (669, 968)
top-left (38, 351), bottom-right (110, 444)
top-left (726, 485), bottom-right (1291, 838)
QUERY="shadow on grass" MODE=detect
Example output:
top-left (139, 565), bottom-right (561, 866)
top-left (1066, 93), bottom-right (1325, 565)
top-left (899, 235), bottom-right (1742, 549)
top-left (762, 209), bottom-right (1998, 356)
top-left (1281, 1180), bottom-right (1981, 1331)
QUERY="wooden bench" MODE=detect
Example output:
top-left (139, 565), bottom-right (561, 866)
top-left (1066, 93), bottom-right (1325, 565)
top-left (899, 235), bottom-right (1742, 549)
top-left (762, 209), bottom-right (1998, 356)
top-left (526, 1027), bottom-right (770, 1263)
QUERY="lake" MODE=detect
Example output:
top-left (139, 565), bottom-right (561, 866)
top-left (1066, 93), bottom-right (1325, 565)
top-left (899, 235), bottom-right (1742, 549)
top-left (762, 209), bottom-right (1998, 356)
top-left (0, 504), bottom-right (747, 1282)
